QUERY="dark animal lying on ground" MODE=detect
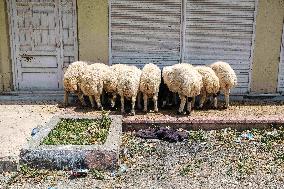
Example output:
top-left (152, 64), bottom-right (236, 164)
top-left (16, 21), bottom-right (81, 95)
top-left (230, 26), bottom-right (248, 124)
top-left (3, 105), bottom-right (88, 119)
top-left (136, 127), bottom-right (188, 143)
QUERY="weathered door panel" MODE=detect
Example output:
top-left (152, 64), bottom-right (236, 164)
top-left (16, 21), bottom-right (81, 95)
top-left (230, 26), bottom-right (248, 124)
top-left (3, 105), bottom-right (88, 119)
top-left (9, 0), bottom-right (78, 91)
top-left (183, 0), bottom-right (256, 94)
top-left (110, 0), bottom-right (182, 68)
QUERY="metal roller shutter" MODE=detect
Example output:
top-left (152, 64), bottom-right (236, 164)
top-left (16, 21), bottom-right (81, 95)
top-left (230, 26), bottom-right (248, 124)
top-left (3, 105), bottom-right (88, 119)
top-left (278, 24), bottom-right (284, 93)
top-left (183, 0), bottom-right (256, 94)
top-left (110, 0), bottom-right (182, 68)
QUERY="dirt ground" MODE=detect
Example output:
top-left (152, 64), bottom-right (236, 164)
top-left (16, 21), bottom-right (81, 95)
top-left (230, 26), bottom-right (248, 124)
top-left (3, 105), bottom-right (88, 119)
top-left (0, 100), bottom-right (284, 159)
top-left (2, 128), bottom-right (284, 189)
top-left (1, 100), bottom-right (284, 188)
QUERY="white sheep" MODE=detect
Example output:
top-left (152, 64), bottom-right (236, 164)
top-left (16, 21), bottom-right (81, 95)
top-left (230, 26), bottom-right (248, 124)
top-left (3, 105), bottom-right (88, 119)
top-left (195, 66), bottom-right (220, 108)
top-left (139, 63), bottom-right (161, 112)
top-left (103, 64), bottom-right (130, 109)
top-left (210, 61), bottom-right (237, 108)
top-left (63, 61), bottom-right (88, 106)
top-left (117, 65), bottom-right (142, 115)
top-left (162, 63), bottom-right (203, 114)
top-left (80, 63), bottom-right (109, 109)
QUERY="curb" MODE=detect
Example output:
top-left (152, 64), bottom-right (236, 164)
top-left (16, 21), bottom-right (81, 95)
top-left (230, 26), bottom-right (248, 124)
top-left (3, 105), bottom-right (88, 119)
top-left (122, 116), bottom-right (284, 131)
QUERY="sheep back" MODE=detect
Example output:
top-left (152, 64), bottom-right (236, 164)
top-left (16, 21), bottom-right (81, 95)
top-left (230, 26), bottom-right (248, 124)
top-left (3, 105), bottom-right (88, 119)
top-left (210, 61), bottom-right (237, 91)
top-left (140, 63), bottom-right (161, 96)
top-left (63, 61), bottom-right (88, 92)
top-left (195, 66), bottom-right (220, 94)
top-left (80, 63), bottom-right (109, 96)
top-left (117, 65), bottom-right (142, 98)
top-left (163, 63), bottom-right (203, 97)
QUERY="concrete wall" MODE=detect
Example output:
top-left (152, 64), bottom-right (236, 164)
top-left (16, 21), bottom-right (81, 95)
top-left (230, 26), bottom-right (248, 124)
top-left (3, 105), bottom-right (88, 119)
top-left (77, 0), bottom-right (109, 64)
top-left (251, 0), bottom-right (284, 93)
top-left (0, 0), bottom-right (12, 92)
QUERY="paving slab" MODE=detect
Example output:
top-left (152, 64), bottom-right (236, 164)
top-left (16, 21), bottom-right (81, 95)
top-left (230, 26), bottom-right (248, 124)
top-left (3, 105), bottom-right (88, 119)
top-left (0, 104), bottom-right (56, 172)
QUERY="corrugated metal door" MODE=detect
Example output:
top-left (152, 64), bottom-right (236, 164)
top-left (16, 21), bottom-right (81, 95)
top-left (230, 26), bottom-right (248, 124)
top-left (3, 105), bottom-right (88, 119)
top-left (110, 0), bottom-right (182, 68)
top-left (183, 0), bottom-right (256, 94)
top-left (278, 24), bottom-right (284, 93)
top-left (8, 0), bottom-right (77, 91)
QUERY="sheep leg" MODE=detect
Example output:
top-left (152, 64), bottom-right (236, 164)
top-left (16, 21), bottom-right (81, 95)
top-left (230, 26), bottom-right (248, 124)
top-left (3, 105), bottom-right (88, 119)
top-left (77, 92), bottom-right (86, 106)
top-left (120, 96), bottom-right (125, 114)
top-left (131, 96), bottom-right (136, 116)
top-left (213, 93), bottom-right (218, 109)
top-left (191, 96), bottom-right (196, 109)
top-left (153, 93), bottom-right (158, 112)
top-left (64, 90), bottom-right (69, 107)
top-left (173, 93), bottom-right (177, 105)
top-left (89, 96), bottom-right (95, 108)
top-left (143, 94), bottom-right (148, 112)
top-left (199, 91), bottom-right (207, 109)
top-left (178, 94), bottom-right (186, 114)
top-left (224, 89), bottom-right (230, 109)
top-left (137, 92), bottom-right (143, 110)
top-left (187, 97), bottom-right (193, 115)
top-left (110, 93), bottom-right (117, 108)
top-left (94, 94), bottom-right (103, 110)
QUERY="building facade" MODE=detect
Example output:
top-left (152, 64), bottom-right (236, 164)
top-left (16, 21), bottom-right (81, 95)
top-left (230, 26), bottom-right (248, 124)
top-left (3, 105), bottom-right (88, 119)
top-left (0, 0), bottom-right (283, 94)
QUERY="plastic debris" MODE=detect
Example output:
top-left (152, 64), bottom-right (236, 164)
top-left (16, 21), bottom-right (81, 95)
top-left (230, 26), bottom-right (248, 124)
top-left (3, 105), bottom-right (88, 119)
top-left (119, 164), bottom-right (128, 173)
top-left (110, 171), bottom-right (116, 177)
top-left (241, 133), bottom-right (254, 140)
top-left (70, 169), bottom-right (89, 177)
top-left (31, 128), bottom-right (39, 136)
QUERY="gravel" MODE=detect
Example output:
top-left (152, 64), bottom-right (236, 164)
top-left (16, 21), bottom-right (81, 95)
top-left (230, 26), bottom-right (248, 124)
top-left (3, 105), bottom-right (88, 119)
top-left (2, 127), bottom-right (284, 189)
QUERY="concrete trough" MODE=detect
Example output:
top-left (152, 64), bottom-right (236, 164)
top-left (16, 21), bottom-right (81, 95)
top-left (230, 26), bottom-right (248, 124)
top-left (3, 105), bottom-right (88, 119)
top-left (20, 115), bottom-right (122, 171)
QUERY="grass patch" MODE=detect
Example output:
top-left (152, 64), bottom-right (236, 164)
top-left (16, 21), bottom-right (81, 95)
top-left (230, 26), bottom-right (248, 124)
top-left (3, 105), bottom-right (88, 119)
top-left (42, 112), bottom-right (111, 145)
top-left (188, 130), bottom-right (207, 142)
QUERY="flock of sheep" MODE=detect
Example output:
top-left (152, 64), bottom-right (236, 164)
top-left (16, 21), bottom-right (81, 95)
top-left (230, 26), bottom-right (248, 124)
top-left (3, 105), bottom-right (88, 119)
top-left (63, 61), bottom-right (237, 115)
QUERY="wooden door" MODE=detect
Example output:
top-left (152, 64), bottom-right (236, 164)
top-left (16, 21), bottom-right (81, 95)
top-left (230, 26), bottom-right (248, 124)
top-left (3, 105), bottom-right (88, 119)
top-left (8, 0), bottom-right (77, 91)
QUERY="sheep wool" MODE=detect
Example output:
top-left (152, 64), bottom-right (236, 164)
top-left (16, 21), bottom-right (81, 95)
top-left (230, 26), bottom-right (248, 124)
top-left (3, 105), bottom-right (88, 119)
top-left (139, 63), bottom-right (161, 112)
top-left (117, 65), bottom-right (142, 115)
top-left (195, 66), bottom-right (220, 108)
top-left (210, 61), bottom-right (237, 108)
top-left (102, 64), bottom-right (129, 108)
top-left (162, 63), bottom-right (203, 114)
top-left (80, 63), bottom-right (109, 109)
top-left (63, 61), bottom-right (88, 106)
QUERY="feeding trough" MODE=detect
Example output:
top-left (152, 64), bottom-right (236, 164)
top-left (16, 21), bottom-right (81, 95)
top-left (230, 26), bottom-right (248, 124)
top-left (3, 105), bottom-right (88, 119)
top-left (20, 114), bottom-right (122, 171)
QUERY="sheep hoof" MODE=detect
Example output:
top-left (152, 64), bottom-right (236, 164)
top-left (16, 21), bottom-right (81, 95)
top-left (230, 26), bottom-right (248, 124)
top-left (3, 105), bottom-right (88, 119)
top-left (130, 112), bottom-right (135, 116)
top-left (196, 106), bottom-right (202, 110)
top-left (110, 106), bottom-right (116, 111)
top-left (176, 111), bottom-right (184, 115)
top-left (185, 110), bottom-right (191, 115)
top-left (223, 105), bottom-right (229, 109)
top-left (154, 109), bottom-right (158, 113)
top-left (143, 109), bottom-right (147, 113)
